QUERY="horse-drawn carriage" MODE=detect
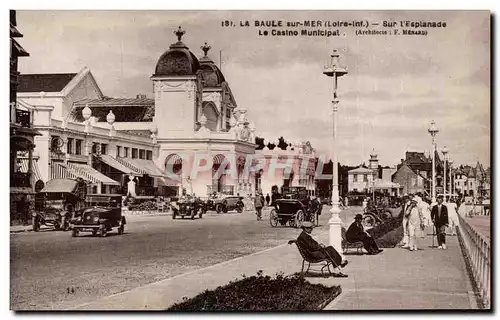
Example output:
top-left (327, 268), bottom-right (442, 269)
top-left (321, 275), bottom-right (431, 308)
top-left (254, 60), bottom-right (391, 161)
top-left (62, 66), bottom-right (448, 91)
top-left (362, 203), bottom-right (400, 228)
top-left (269, 187), bottom-right (322, 228)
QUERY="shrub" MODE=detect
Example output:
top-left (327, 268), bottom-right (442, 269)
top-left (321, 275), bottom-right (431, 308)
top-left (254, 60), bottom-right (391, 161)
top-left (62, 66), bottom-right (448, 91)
top-left (167, 272), bottom-right (341, 311)
top-left (375, 226), bottom-right (404, 248)
top-left (366, 216), bottom-right (402, 240)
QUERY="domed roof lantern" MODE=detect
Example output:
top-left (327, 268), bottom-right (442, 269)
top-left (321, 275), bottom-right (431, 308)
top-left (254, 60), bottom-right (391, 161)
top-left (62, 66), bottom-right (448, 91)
top-left (370, 148), bottom-right (377, 158)
top-left (198, 41), bottom-right (225, 87)
top-left (154, 26), bottom-right (200, 76)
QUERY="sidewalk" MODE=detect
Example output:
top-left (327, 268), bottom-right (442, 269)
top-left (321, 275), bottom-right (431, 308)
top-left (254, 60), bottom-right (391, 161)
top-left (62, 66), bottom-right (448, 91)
top-left (10, 225), bottom-right (51, 233)
top-left (71, 229), bottom-right (476, 310)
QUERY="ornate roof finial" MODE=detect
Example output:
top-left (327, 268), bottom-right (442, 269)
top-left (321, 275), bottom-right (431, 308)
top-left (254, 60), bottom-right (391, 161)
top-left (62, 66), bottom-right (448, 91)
top-left (201, 42), bottom-right (211, 57)
top-left (174, 26), bottom-right (185, 42)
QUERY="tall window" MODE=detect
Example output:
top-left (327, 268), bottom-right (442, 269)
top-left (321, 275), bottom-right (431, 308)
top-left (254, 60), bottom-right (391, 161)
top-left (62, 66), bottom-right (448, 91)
top-left (255, 170), bottom-right (262, 193)
top-left (117, 146), bottom-right (122, 157)
top-left (353, 174), bottom-right (358, 182)
top-left (100, 144), bottom-right (107, 155)
top-left (139, 149), bottom-right (145, 159)
top-left (146, 150), bottom-right (152, 160)
top-left (132, 148), bottom-right (138, 159)
top-left (67, 138), bottom-right (74, 155)
top-left (124, 147), bottom-right (129, 158)
top-left (363, 174), bottom-right (368, 182)
top-left (75, 139), bottom-right (82, 155)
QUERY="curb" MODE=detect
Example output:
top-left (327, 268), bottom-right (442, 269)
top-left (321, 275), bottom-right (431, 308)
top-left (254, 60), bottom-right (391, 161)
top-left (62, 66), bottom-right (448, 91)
top-left (10, 227), bottom-right (51, 234)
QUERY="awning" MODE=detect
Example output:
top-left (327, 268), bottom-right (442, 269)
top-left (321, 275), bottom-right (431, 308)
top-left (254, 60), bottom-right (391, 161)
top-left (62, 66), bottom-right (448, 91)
top-left (66, 163), bottom-right (120, 186)
top-left (17, 158), bottom-right (42, 183)
top-left (40, 179), bottom-right (78, 193)
top-left (51, 162), bottom-right (80, 180)
top-left (116, 158), bottom-right (164, 178)
top-left (213, 154), bottom-right (226, 165)
top-left (99, 154), bottom-right (140, 175)
top-left (165, 154), bottom-right (182, 166)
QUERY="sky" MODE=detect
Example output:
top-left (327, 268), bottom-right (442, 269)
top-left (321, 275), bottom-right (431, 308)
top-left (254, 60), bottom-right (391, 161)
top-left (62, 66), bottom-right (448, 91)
top-left (15, 10), bottom-right (490, 168)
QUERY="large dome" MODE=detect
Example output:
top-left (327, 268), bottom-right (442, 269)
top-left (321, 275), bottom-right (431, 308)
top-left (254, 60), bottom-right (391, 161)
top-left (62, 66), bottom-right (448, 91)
top-left (198, 42), bottom-right (225, 87)
top-left (154, 27), bottom-right (200, 76)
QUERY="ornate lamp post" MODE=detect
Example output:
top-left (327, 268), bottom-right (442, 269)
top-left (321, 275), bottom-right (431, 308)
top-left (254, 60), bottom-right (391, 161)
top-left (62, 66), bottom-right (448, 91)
top-left (448, 159), bottom-right (454, 199)
top-left (428, 120), bottom-right (439, 204)
top-left (442, 146), bottom-right (448, 201)
top-left (323, 49), bottom-right (347, 250)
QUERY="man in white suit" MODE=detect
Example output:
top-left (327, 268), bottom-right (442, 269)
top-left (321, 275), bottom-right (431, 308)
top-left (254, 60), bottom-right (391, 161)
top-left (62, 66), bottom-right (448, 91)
top-left (400, 194), bottom-right (412, 248)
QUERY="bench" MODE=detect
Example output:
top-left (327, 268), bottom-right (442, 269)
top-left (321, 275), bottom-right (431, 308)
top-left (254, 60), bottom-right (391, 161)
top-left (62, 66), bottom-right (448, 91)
top-left (293, 241), bottom-right (335, 276)
top-left (341, 227), bottom-right (364, 254)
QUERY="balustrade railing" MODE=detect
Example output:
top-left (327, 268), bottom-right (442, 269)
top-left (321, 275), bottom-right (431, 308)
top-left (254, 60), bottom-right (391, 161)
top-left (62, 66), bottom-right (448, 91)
top-left (457, 213), bottom-right (491, 308)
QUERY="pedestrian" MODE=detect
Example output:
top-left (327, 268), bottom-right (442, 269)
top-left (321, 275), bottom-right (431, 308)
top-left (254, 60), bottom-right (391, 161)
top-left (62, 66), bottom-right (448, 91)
top-left (431, 195), bottom-right (449, 249)
top-left (288, 221), bottom-right (348, 277)
top-left (399, 194), bottom-right (412, 248)
top-left (254, 192), bottom-right (264, 220)
top-left (265, 193), bottom-right (270, 206)
top-left (346, 214), bottom-right (383, 255)
top-left (445, 197), bottom-right (459, 236)
top-left (406, 198), bottom-right (425, 251)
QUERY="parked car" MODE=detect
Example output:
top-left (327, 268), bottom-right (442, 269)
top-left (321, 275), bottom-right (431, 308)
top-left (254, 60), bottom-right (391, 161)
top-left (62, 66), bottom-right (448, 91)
top-left (70, 194), bottom-right (126, 237)
top-left (171, 196), bottom-right (205, 219)
top-left (218, 196), bottom-right (244, 213)
top-left (270, 188), bottom-right (317, 228)
top-left (32, 178), bottom-right (87, 232)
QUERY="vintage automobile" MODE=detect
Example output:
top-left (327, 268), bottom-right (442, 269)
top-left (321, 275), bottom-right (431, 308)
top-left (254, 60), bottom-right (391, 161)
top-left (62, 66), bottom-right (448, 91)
top-left (171, 196), bottom-right (205, 219)
top-left (205, 193), bottom-right (225, 212)
top-left (70, 194), bottom-right (126, 237)
top-left (270, 187), bottom-right (318, 228)
top-left (32, 178), bottom-right (87, 232)
top-left (362, 204), bottom-right (399, 228)
top-left (217, 196), bottom-right (244, 213)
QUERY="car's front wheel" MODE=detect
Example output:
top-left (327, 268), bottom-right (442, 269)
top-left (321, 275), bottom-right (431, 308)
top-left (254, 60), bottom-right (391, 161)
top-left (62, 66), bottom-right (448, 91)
top-left (295, 210), bottom-right (305, 228)
top-left (99, 225), bottom-right (107, 237)
top-left (118, 224), bottom-right (124, 235)
top-left (71, 228), bottom-right (79, 237)
top-left (269, 209), bottom-right (278, 227)
top-left (32, 220), bottom-right (40, 232)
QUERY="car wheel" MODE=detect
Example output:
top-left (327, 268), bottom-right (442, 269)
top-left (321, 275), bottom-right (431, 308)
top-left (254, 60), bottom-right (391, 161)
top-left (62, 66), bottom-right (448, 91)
top-left (222, 206), bottom-right (228, 213)
top-left (99, 226), bottom-right (107, 237)
top-left (72, 229), bottom-right (79, 237)
top-left (216, 205), bottom-right (222, 214)
top-left (172, 209), bottom-right (177, 219)
top-left (236, 205), bottom-right (243, 213)
top-left (295, 210), bottom-right (305, 228)
top-left (54, 222), bottom-right (61, 231)
top-left (92, 230), bottom-right (98, 236)
top-left (269, 209), bottom-right (278, 227)
top-left (118, 224), bottom-right (124, 235)
top-left (32, 220), bottom-right (40, 232)
top-left (363, 215), bottom-right (376, 229)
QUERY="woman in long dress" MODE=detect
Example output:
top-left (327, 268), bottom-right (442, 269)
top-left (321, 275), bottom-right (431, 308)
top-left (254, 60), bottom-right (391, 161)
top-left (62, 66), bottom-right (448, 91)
top-left (446, 200), bottom-right (459, 236)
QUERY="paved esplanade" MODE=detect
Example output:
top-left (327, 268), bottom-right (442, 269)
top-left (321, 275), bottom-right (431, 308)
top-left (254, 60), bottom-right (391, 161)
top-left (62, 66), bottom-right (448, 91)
top-left (11, 207), bottom-right (476, 310)
top-left (11, 208), bottom-right (339, 310)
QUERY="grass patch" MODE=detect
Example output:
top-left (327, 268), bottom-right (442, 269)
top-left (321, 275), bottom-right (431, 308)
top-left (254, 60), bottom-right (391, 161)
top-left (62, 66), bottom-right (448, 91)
top-left (167, 271), bottom-right (341, 311)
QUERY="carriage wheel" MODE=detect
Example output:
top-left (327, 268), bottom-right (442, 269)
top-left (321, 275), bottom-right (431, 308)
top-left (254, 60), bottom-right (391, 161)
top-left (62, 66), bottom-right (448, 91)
top-left (362, 215), bottom-right (376, 229)
top-left (269, 209), bottom-right (278, 227)
top-left (295, 210), bottom-right (305, 228)
top-left (308, 211), bottom-right (316, 225)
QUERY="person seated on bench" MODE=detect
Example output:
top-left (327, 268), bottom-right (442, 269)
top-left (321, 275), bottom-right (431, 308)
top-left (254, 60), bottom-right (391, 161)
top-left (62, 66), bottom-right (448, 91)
top-left (346, 214), bottom-right (383, 255)
top-left (288, 221), bottom-right (348, 276)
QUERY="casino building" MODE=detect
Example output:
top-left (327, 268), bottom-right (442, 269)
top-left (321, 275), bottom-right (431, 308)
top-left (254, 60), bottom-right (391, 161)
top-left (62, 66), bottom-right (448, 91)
top-left (17, 26), bottom-right (317, 199)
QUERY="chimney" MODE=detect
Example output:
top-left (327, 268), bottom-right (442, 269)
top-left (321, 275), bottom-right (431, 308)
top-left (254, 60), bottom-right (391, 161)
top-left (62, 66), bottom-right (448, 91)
top-left (136, 94), bottom-right (146, 99)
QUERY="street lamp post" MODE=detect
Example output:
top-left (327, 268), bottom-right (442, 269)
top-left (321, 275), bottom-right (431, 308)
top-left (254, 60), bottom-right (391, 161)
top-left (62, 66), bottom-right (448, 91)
top-left (323, 50), bottom-right (347, 251)
top-left (449, 159), bottom-right (453, 199)
top-left (442, 146), bottom-right (448, 201)
top-left (428, 120), bottom-right (439, 204)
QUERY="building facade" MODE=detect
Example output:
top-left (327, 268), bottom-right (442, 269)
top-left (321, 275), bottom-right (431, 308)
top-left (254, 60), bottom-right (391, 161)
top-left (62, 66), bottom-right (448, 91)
top-left (10, 10), bottom-right (41, 223)
top-left (15, 27), bottom-right (317, 200)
